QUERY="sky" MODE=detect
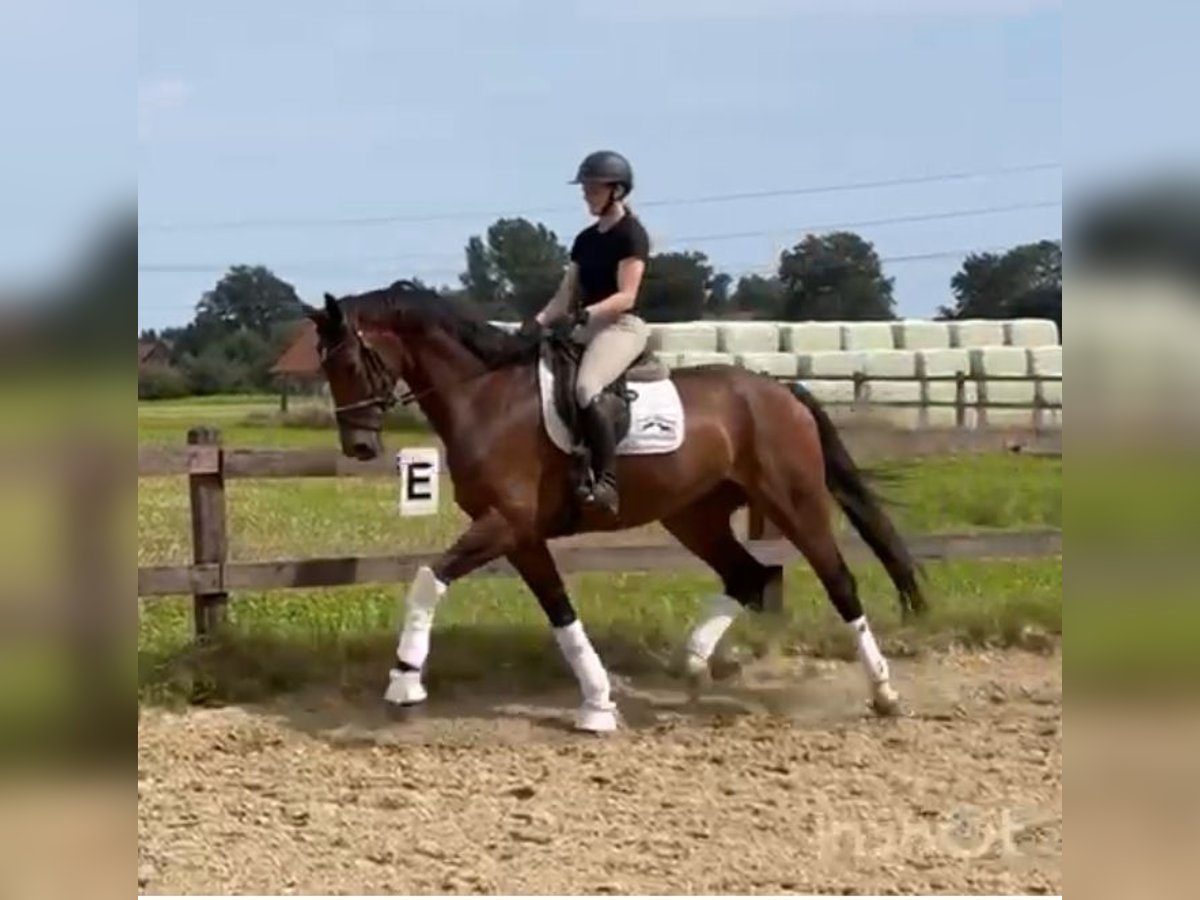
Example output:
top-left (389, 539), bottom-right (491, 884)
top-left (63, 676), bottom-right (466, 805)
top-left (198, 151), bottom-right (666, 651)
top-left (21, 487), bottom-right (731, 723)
top-left (24, 0), bottom-right (1182, 333)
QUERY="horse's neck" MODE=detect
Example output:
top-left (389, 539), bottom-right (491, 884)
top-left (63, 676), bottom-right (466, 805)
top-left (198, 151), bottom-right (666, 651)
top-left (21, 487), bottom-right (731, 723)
top-left (401, 331), bottom-right (489, 439)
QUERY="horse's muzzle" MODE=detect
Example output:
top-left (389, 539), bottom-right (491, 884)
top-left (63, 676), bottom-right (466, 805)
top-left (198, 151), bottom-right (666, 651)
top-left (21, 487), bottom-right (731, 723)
top-left (340, 427), bottom-right (381, 461)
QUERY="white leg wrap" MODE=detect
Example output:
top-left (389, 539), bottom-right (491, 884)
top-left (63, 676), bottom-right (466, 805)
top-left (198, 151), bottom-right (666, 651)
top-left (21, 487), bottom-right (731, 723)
top-left (848, 615), bottom-right (890, 685)
top-left (685, 594), bottom-right (743, 665)
top-left (395, 565), bottom-right (446, 670)
top-left (385, 566), bottom-right (446, 707)
top-left (554, 620), bottom-right (617, 732)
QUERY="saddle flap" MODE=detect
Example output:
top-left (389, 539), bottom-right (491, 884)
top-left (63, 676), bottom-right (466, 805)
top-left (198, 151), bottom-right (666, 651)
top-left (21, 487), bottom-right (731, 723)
top-left (542, 339), bottom-right (583, 441)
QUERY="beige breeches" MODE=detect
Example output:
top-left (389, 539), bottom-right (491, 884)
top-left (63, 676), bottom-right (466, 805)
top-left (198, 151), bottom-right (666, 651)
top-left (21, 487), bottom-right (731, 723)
top-left (574, 313), bottom-right (650, 406)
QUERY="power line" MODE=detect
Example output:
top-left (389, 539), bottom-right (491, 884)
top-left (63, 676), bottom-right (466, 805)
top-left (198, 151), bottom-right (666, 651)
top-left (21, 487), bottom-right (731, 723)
top-left (133, 238), bottom-right (1060, 310)
top-left (668, 199), bottom-right (1061, 245)
top-left (137, 198), bottom-right (1061, 274)
top-left (138, 160), bottom-right (1061, 232)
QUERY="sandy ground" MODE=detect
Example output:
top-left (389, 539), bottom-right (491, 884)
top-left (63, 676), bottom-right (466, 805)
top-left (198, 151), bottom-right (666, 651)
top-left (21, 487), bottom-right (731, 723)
top-left (138, 648), bottom-right (1061, 895)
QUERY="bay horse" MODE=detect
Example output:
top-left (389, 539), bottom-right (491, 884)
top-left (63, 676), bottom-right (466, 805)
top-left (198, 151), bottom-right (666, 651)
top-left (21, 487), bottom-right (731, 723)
top-left (305, 280), bottom-right (925, 732)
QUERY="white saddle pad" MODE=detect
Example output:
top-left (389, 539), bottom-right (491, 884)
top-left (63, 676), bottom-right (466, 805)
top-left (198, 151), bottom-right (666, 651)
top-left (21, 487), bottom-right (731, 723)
top-left (537, 356), bottom-right (685, 455)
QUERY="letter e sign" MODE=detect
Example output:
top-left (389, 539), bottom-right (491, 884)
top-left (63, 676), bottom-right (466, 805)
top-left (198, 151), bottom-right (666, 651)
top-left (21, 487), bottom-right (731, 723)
top-left (396, 447), bottom-right (439, 516)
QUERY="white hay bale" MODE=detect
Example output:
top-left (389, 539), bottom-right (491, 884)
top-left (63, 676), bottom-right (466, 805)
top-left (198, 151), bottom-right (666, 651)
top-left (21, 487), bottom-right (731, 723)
top-left (675, 351), bottom-right (735, 368)
top-left (862, 350), bottom-right (918, 378)
top-left (1004, 318), bottom-right (1059, 347)
top-left (949, 319), bottom-right (1006, 348)
top-left (797, 351), bottom-right (865, 378)
top-left (649, 322), bottom-right (719, 353)
top-left (735, 352), bottom-right (798, 378)
top-left (717, 322), bottom-right (780, 354)
top-left (925, 381), bottom-right (979, 405)
top-left (840, 321), bottom-right (895, 351)
top-left (980, 381), bottom-right (1037, 405)
top-left (892, 319), bottom-right (950, 350)
top-left (968, 347), bottom-right (1030, 378)
top-left (1039, 381), bottom-right (1063, 406)
top-left (779, 322), bottom-right (843, 353)
top-left (917, 348), bottom-right (971, 377)
top-left (1028, 345), bottom-right (1062, 377)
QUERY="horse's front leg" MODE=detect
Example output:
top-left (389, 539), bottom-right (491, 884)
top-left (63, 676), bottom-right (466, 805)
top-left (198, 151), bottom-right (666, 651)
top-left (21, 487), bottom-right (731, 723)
top-left (384, 508), bottom-right (517, 707)
top-left (507, 541), bottom-right (618, 733)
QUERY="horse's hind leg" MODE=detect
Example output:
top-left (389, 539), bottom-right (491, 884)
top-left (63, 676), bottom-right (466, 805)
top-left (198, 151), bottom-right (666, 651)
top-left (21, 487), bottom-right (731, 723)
top-left (749, 468), bottom-right (901, 716)
top-left (661, 483), bottom-right (780, 689)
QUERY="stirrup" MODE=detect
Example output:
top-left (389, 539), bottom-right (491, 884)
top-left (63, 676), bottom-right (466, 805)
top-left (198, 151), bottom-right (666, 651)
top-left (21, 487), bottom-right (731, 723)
top-left (584, 476), bottom-right (619, 514)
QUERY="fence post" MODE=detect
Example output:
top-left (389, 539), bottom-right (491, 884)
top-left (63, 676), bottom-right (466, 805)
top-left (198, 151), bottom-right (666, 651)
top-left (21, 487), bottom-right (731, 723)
top-left (852, 371), bottom-right (866, 412)
top-left (188, 426), bottom-right (228, 639)
top-left (954, 371), bottom-right (966, 429)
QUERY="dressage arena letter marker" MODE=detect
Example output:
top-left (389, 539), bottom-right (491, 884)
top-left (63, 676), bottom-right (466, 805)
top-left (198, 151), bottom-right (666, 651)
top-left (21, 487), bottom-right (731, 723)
top-left (397, 447), bottom-right (440, 516)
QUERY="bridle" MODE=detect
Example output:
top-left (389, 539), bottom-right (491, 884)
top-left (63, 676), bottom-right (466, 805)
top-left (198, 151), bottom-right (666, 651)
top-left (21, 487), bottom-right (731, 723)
top-left (320, 330), bottom-right (402, 431)
top-left (320, 326), bottom-right (502, 430)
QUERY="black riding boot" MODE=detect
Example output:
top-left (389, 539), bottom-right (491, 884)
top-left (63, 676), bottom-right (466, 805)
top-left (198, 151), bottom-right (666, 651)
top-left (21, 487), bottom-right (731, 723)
top-left (578, 396), bottom-right (619, 516)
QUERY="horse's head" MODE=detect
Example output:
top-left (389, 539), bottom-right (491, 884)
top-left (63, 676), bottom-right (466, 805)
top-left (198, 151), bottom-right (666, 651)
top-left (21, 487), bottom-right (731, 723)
top-left (306, 292), bottom-right (398, 461)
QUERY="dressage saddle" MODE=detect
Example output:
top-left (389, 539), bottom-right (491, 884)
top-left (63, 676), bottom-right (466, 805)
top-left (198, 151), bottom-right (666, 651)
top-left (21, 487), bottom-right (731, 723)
top-left (542, 336), bottom-right (668, 451)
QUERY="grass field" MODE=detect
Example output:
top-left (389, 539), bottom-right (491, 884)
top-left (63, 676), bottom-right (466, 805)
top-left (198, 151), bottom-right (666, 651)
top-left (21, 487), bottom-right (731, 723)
top-left (137, 395), bottom-right (1064, 705)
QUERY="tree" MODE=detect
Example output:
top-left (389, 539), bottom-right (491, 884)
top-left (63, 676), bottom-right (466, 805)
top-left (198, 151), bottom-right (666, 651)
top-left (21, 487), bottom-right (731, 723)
top-left (193, 264), bottom-right (306, 338)
top-left (940, 239), bottom-right (1061, 320)
top-left (1008, 284), bottom-right (1062, 337)
top-left (638, 251), bottom-right (713, 322)
top-left (459, 218), bottom-right (568, 320)
top-left (777, 232), bottom-right (896, 320)
top-left (731, 274), bottom-right (786, 319)
top-left (461, 236), bottom-right (505, 315)
top-left (704, 272), bottom-right (734, 317)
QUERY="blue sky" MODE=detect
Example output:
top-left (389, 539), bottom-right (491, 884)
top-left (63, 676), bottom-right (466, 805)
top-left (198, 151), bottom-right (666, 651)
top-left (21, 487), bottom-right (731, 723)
top-left (21, 1), bottom-right (1079, 330)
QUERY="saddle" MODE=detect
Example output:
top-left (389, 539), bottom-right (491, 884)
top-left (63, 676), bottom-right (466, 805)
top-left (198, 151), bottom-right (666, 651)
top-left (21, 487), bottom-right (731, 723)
top-left (542, 333), bottom-right (670, 449)
top-left (537, 333), bottom-right (684, 536)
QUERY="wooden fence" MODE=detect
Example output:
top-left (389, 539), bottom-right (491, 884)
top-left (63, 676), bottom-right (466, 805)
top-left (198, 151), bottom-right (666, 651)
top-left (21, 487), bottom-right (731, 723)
top-left (137, 424), bottom-right (1061, 640)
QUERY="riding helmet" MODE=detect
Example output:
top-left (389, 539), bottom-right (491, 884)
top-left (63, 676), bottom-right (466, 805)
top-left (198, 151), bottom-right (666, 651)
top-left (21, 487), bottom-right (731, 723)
top-left (570, 150), bottom-right (634, 196)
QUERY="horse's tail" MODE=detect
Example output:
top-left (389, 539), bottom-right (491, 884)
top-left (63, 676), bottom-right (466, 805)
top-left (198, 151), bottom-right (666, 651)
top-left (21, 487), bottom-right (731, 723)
top-left (790, 383), bottom-right (927, 617)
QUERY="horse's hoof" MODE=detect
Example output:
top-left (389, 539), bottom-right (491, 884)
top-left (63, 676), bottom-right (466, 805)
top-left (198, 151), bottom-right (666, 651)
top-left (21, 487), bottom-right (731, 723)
top-left (574, 704), bottom-right (619, 734)
top-left (869, 682), bottom-right (903, 718)
top-left (384, 668), bottom-right (427, 707)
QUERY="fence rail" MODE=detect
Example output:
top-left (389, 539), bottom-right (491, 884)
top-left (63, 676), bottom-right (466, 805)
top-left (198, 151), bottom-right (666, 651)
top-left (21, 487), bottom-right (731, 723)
top-left (137, 425), bottom-right (1062, 639)
top-left (138, 424), bottom-right (1061, 480)
top-left (138, 529), bottom-right (1062, 600)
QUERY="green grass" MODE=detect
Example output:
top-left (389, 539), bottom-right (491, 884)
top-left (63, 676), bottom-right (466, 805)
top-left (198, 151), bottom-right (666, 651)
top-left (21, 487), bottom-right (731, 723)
top-left (136, 395), bottom-right (1067, 705)
top-left (138, 559), bottom-right (1062, 706)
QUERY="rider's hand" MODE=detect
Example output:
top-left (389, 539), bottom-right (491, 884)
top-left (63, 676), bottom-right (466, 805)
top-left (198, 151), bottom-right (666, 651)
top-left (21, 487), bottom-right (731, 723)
top-left (547, 316), bottom-right (576, 340)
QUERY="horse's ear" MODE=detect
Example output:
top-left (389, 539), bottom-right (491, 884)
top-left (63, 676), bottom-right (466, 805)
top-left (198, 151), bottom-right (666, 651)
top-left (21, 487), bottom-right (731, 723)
top-left (301, 301), bottom-right (322, 322)
top-left (323, 292), bottom-right (344, 329)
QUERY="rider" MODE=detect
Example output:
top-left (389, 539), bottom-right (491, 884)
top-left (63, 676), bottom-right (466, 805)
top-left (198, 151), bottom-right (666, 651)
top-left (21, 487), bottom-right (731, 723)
top-left (529, 149), bottom-right (651, 516)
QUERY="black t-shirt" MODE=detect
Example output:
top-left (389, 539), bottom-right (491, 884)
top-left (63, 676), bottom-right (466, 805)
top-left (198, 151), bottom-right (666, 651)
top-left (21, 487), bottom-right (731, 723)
top-left (569, 213), bottom-right (650, 308)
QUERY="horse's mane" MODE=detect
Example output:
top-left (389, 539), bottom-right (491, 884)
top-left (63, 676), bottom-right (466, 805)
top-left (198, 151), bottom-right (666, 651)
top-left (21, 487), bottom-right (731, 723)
top-left (338, 280), bottom-right (538, 369)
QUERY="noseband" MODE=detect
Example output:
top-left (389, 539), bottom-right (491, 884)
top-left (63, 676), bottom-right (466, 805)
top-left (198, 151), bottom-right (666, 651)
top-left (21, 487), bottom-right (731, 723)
top-left (321, 331), bottom-right (401, 431)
